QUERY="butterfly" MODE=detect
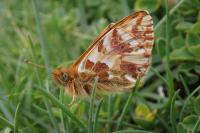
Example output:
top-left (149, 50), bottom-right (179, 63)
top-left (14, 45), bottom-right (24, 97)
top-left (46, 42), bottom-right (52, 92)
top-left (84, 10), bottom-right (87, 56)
top-left (52, 11), bottom-right (154, 99)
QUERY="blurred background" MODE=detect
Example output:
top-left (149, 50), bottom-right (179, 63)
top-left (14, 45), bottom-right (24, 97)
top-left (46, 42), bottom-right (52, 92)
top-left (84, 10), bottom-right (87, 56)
top-left (0, 0), bottom-right (200, 133)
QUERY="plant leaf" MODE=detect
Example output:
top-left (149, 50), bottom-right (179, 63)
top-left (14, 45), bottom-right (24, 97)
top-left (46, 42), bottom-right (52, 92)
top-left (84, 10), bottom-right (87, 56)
top-left (170, 36), bottom-right (185, 49)
top-left (182, 115), bottom-right (200, 131)
top-left (175, 22), bottom-right (193, 32)
top-left (134, 0), bottom-right (161, 12)
top-left (170, 47), bottom-right (195, 61)
top-left (194, 96), bottom-right (200, 115)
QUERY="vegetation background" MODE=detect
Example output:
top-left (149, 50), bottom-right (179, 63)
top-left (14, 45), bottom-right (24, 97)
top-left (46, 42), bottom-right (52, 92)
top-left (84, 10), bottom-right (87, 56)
top-left (0, 0), bottom-right (200, 133)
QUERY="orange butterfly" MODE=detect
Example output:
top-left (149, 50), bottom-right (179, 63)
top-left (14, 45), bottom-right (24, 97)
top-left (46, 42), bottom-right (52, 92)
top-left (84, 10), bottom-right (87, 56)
top-left (52, 11), bottom-right (154, 99)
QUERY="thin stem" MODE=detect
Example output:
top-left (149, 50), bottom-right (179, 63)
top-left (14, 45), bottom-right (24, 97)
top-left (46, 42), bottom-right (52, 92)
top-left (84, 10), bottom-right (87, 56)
top-left (179, 74), bottom-right (190, 96)
top-left (150, 68), bottom-right (168, 85)
top-left (59, 89), bottom-right (69, 133)
top-left (170, 90), bottom-right (180, 133)
top-left (165, 0), bottom-right (170, 62)
top-left (107, 95), bottom-right (113, 133)
top-left (164, 0), bottom-right (175, 110)
top-left (14, 103), bottom-right (21, 133)
top-left (88, 78), bottom-right (98, 133)
top-left (93, 99), bottom-right (103, 133)
top-left (0, 116), bottom-right (14, 129)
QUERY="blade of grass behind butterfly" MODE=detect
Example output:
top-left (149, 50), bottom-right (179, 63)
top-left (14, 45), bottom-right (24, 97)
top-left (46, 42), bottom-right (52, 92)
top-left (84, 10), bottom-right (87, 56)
top-left (36, 86), bottom-right (87, 131)
top-left (116, 77), bottom-right (141, 130)
top-left (93, 99), bottom-right (103, 133)
top-left (88, 78), bottom-right (98, 133)
top-left (107, 94), bottom-right (113, 133)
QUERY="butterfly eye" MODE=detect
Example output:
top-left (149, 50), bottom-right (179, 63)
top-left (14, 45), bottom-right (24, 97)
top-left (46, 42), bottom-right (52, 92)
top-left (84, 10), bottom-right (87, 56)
top-left (62, 73), bottom-right (68, 83)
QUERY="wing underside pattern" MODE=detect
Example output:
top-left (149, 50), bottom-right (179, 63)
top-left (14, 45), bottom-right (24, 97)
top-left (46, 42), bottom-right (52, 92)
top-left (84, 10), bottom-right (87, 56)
top-left (72, 11), bottom-right (154, 94)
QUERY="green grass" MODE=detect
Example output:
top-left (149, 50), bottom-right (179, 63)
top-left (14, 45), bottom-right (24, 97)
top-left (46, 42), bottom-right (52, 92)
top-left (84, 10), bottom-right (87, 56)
top-left (0, 0), bottom-right (200, 132)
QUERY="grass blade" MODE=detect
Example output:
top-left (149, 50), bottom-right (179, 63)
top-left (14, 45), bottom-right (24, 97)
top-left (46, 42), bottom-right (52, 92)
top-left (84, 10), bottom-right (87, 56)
top-left (163, 0), bottom-right (175, 111)
top-left (88, 78), bottom-right (98, 133)
top-left (179, 74), bottom-right (190, 96)
top-left (116, 77), bottom-right (141, 129)
top-left (59, 89), bottom-right (69, 133)
top-left (93, 99), bottom-right (103, 133)
top-left (36, 86), bottom-right (87, 131)
top-left (107, 94), bottom-right (113, 133)
top-left (150, 68), bottom-right (168, 85)
top-left (14, 103), bottom-right (21, 133)
top-left (192, 116), bottom-right (200, 133)
top-left (170, 90), bottom-right (180, 133)
top-left (43, 98), bottom-right (60, 133)
top-left (113, 129), bottom-right (156, 133)
top-left (180, 85), bottom-right (200, 119)
top-left (0, 115), bottom-right (14, 129)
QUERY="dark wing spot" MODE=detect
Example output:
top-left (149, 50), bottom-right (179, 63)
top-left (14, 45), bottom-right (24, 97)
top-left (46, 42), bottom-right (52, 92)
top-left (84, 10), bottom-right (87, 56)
top-left (98, 71), bottom-right (109, 81)
top-left (110, 29), bottom-right (134, 54)
top-left (112, 43), bottom-right (133, 54)
top-left (111, 29), bottom-right (121, 47)
top-left (120, 61), bottom-right (138, 78)
top-left (93, 61), bottom-right (109, 72)
top-left (85, 60), bottom-right (94, 69)
top-left (98, 40), bottom-right (104, 52)
top-left (136, 12), bottom-right (145, 25)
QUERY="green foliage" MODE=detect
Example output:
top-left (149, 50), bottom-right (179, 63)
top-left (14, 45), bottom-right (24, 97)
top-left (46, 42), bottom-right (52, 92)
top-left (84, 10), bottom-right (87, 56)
top-left (134, 0), bottom-right (161, 13)
top-left (0, 0), bottom-right (200, 132)
top-left (182, 115), bottom-right (200, 131)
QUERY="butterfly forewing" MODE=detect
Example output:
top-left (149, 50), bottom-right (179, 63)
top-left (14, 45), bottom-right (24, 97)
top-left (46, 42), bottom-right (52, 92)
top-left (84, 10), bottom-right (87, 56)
top-left (70, 11), bottom-right (153, 94)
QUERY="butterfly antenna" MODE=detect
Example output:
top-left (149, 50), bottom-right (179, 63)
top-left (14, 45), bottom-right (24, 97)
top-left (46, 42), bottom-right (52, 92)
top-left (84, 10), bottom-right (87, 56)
top-left (24, 59), bottom-right (47, 69)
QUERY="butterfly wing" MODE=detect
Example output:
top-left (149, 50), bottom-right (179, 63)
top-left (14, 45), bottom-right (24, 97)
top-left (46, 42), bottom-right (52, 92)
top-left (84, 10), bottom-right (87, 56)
top-left (71, 11), bottom-right (154, 94)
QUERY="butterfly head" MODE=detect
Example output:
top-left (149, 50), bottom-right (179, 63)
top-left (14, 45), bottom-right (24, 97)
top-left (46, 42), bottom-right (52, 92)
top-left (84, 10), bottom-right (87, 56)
top-left (52, 66), bottom-right (69, 86)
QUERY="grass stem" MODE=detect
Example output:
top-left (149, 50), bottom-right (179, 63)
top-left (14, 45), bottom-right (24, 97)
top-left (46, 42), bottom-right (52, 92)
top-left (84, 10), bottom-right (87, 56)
top-left (88, 78), bottom-right (98, 133)
top-left (93, 99), bottom-right (103, 133)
